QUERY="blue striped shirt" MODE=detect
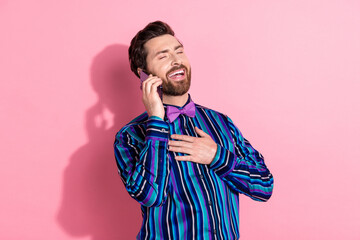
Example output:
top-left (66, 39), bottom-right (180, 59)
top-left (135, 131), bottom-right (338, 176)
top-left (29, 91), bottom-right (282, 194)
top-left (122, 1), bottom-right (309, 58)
top-left (114, 97), bottom-right (274, 239)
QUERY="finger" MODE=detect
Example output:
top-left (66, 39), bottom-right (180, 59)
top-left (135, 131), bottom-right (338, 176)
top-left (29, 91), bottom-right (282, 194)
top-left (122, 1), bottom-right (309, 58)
top-left (142, 77), bottom-right (153, 94)
top-left (195, 127), bottom-right (209, 138)
top-left (143, 77), bottom-right (161, 94)
top-left (171, 134), bottom-right (196, 142)
top-left (143, 76), bottom-right (160, 89)
top-left (175, 155), bottom-right (194, 162)
top-left (150, 79), bottom-right (162, 93)
top-left (168, 146), bottom-right (192, 155)
top-left (142, 74), bottom-right (154, 90)
top-left (168, 140), bottom-right (193, 148)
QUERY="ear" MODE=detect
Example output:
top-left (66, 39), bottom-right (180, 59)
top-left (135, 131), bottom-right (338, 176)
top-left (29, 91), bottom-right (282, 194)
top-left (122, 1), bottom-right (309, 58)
top-left (137, 68), bottom-right (142, 76)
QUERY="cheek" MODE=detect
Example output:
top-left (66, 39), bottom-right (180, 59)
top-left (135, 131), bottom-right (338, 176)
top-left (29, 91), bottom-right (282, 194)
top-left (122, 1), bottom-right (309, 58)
top-left (182, 57), bottom-right (190, 68)
top-left (158, 63), bottom-right (171, 76)
top-left (149, 65), bottom-right (168, 79)
top-left (147, 62), bottom-right (161, 75)
top-left (181, 54), bottom-right (190, 62)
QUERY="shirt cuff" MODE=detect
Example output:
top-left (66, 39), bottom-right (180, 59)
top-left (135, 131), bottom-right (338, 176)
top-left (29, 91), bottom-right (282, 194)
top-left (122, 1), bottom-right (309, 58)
top-left (209, 144), bottom-right (237, 177)
top-left (145, 116), bottom-right (169, 142)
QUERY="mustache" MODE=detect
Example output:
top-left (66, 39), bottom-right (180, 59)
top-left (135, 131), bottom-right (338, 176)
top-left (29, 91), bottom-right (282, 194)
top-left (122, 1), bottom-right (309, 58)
top-left (166, 64), bottom-right (187, 76)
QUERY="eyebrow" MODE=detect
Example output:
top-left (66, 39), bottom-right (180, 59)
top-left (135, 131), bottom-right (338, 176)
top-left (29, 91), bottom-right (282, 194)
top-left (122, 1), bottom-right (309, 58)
top-left (155, 44), bottom-right (184, 57)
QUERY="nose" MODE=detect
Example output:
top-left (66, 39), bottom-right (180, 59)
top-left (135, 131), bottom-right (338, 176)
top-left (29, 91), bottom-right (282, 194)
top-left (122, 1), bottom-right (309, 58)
top-left (171, 54), bottom-right (182, 66)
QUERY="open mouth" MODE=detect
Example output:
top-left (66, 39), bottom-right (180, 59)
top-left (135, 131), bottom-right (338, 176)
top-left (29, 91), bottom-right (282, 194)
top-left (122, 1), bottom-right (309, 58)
top-left (167, 68), bottom-right (186, 80)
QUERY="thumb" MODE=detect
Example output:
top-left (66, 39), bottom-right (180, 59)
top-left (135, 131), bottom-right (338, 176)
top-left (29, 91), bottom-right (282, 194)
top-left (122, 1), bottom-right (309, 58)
top-left (195, 127), bottom-right (208, 138)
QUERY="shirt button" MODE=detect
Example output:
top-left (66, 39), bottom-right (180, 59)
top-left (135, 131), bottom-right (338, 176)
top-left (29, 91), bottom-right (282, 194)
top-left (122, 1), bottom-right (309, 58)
top-left (199, 175), bottom-right (204, 179)
top-left (161, 128), bottom-right (166, 132)
top-left (213, 229), bottom-right (217, 234)
top-left (208, 200), bottom-right (212, 205)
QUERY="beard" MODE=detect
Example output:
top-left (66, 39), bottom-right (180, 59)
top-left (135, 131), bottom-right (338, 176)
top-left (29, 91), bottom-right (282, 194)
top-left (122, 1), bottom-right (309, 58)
top-left (162, 66), bottom-right (191, 96)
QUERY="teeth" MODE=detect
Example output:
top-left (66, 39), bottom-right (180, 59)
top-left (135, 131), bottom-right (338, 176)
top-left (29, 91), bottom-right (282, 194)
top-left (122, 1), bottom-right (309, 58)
top-left (169, 69), bottom-right (184, 77)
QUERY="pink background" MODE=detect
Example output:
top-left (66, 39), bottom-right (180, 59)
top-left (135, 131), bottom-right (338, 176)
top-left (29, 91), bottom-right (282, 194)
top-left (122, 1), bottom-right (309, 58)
top-left (1, 0), bottom-right (359, 239)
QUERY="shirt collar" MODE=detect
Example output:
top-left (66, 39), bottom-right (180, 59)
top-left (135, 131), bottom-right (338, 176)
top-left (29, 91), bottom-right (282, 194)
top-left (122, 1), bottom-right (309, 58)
top-left (163, 94), bottom-right (193, 110)
top-left (163, 94), bottom-right (194, 122)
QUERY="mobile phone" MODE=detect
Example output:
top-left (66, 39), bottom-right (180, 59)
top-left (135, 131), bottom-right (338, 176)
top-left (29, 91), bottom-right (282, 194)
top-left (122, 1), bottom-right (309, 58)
top-left (140, 70), bottom-right (163, 100)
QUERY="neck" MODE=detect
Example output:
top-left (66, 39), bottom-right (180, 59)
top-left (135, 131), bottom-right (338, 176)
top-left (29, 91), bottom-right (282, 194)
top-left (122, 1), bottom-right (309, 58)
top-left (162, 93), bottom-right (189, 107)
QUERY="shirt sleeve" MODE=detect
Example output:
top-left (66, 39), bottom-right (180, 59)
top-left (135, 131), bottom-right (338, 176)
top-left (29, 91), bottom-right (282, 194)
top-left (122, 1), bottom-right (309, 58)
top-left (209, 116), bottom-right (274, 201)
top-left (114, 116), bottom-right (171, 207)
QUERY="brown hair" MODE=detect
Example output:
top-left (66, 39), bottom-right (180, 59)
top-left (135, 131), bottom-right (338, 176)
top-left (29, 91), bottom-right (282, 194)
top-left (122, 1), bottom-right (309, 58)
top-left (128, 21), bottom-right (175, 77)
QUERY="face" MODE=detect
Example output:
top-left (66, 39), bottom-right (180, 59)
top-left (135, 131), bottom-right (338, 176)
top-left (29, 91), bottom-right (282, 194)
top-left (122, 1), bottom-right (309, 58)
top-left (144, 34), bottom-right (191, 96)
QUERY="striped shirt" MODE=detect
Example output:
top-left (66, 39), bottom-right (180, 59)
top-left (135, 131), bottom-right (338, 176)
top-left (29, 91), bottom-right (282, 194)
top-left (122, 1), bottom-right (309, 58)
top-left (114, 96), bottom-right (274, 239)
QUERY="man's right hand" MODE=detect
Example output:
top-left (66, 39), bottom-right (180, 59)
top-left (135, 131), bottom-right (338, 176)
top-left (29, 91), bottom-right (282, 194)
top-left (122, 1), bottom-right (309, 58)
top-left (142, 74), bottom-right (164, 120)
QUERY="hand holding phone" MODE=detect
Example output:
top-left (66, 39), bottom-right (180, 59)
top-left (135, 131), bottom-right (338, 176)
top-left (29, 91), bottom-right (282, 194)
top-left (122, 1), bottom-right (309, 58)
top-left (139, 70), bottom-right (164, 119)
top-left (140, 70), bottom-right (163, 100)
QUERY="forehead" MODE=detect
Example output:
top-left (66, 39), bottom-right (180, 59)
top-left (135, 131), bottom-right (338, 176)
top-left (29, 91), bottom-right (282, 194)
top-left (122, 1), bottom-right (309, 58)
top-left (144, 34), bottom-right (181, 56)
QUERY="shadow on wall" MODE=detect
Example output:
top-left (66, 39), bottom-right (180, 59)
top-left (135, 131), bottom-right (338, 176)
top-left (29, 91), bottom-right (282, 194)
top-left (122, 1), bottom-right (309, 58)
top-left (57, 44), bottom-right (144, 239)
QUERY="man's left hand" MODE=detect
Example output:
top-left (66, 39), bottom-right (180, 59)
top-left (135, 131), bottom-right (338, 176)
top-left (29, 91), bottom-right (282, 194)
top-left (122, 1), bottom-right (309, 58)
top-left (168, 127), bottom-right (217, 165)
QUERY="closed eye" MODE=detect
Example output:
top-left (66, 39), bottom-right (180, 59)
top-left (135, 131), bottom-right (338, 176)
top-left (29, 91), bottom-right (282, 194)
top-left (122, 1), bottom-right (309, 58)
top-left (176, 47), bottom-right (184, 54)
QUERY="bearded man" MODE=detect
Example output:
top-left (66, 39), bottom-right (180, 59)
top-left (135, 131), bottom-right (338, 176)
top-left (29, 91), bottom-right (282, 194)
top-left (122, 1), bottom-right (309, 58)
top-left (114, 21), bottom-right (274, 240)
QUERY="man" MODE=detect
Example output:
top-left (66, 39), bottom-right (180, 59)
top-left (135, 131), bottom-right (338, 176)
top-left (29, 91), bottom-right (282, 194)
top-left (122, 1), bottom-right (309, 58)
top-left (114, 21), bottom-right (274, 239)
